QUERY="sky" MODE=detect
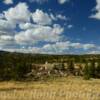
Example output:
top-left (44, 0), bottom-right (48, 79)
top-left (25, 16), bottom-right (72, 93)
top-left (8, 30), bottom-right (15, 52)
top-left (0, 0), bottom-right (100, 54)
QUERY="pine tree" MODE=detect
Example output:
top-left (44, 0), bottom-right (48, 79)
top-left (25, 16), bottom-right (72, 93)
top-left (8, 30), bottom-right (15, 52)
top-left (83, 63), bottom-right (90, 80)
top-left (95, 62), bottom-right (100, 78)
top-left (68, 60), bottom-right (75, 74)
top-left (88, 61), bottom-right (96, 78)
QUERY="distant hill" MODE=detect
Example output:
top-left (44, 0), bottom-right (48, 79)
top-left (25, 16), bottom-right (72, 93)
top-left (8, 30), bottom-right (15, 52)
top-left (0, 50), bottom-right (100, 65)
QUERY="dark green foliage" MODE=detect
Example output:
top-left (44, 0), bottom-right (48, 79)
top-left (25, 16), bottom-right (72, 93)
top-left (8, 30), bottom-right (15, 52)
top-left (53, 63), bottom-right (65, 71)
top-left (95, 63), bottom-right (100, 78)
top-left (68, 60), bottom-right (75, 74)
top-left (88, 61), bottom-right (96, 78)
top-left (0, 51), bottom-right (100, 81)
top-left (12, 63), bottom-right (32, 80)
top-left (83, 61), bottom-right (97, 80)
top-left (83, 63), bottom-right (91, 80)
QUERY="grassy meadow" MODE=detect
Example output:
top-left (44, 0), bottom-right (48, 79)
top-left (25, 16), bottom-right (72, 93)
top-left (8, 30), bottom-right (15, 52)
top-left (0, 77), bottom-right (100, 100)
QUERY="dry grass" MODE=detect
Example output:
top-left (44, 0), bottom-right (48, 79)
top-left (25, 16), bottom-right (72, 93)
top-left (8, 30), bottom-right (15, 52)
top-left (0, 77), bottom-right (100, 100)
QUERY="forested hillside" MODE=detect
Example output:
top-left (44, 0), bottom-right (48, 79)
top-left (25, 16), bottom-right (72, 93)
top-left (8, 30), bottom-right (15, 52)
top-left (0, 51), bottom-right (100, 81)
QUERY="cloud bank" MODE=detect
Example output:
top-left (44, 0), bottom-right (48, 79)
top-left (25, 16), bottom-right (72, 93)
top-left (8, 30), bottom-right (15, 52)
top-left (0, 2), bottom-right (99, 54)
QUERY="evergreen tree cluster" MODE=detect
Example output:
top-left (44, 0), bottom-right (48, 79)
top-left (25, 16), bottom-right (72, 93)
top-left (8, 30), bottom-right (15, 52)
top-left (0, 51), bottom-right (100, 81)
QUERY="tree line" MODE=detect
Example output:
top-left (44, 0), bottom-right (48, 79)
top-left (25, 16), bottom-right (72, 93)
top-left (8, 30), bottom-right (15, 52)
top-left (0, 51), bottom-right (100, 81)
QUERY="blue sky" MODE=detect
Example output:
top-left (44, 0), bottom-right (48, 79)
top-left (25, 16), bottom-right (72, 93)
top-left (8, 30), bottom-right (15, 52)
top-left (0, 0), bottom-right (100, 54)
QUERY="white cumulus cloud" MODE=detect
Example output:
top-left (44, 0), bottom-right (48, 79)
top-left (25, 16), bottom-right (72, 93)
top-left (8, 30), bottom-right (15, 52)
top-left (32, 9), bottom-right (52, 25)
top-left (3, 0), bottom-right (13, 4)
top-left (15, 24), bottom-right (64, 45)
top-left (56, 14), bottom-right (67, 20)
top-left (90, 0), bottom-right (100, 20)
top-left (58, 0), bottom-right (69, 4)
top-left (29, 0), bottom-right (47, 4)
top-left (4, 3), bottom-right (30, 24)
top-left (67, 24), bottom-right (73, 29)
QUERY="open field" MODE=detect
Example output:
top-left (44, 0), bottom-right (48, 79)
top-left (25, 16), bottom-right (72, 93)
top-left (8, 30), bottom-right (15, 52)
top-left (0, 77), bottom-right (99, 100)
